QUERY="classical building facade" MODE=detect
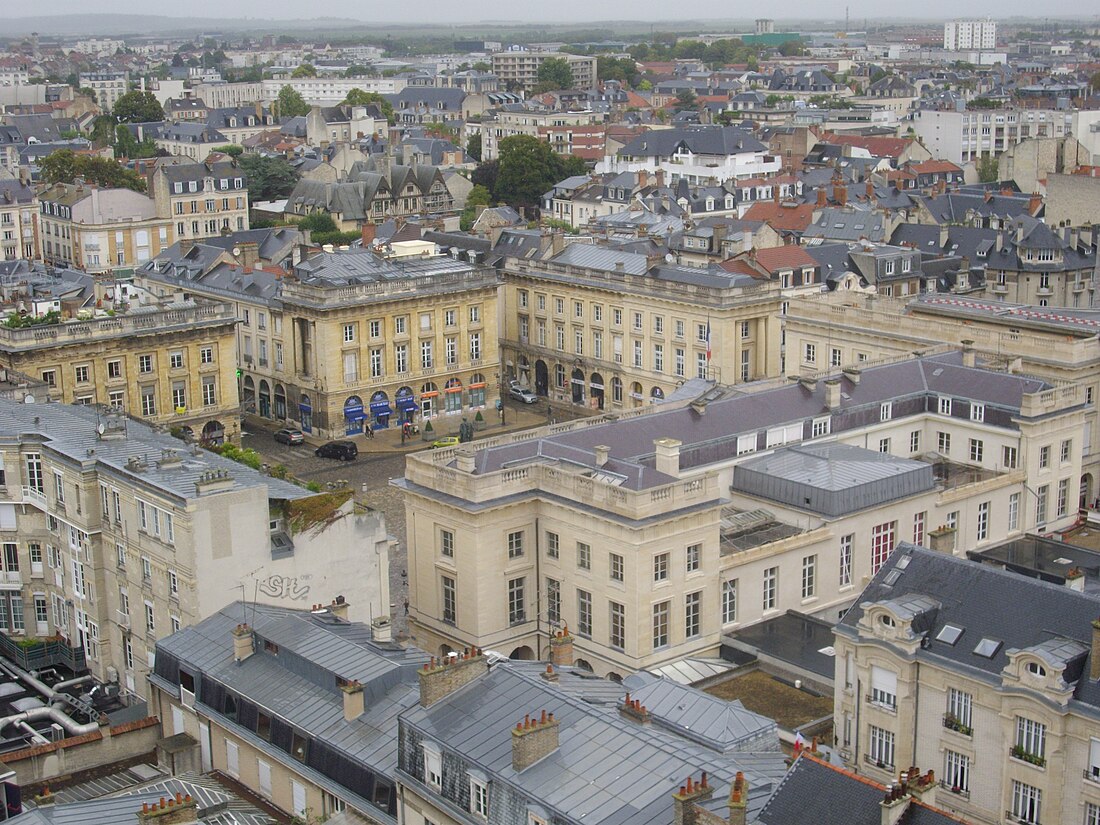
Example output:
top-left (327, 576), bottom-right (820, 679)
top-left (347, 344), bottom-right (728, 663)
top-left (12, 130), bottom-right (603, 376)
top-left (398, 350), bottom-right (1082, 677)
top-left (150, 158), bottom-right (250, 242)
top-left (0, 179), bottom-right (39, 261)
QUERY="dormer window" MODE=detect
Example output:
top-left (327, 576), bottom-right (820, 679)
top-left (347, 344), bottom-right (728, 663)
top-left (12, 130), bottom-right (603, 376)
top-left (1026, 661), bottom-right (1046, 677)
top-left (880, 614), bottom-right (895, 628)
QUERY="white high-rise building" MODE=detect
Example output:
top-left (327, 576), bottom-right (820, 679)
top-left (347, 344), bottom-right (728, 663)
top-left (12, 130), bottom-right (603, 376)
top-left (944, 19), bottom-right (997, 51)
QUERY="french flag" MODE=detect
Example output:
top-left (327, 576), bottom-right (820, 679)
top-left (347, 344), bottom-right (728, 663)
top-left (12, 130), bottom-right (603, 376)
top-left (705, 320), bottom-right (712, 362)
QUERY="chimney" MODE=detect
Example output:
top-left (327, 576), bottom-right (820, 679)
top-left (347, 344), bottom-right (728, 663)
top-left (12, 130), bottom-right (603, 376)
top-left (512, 710), bottom-right (560, 772)
top-left (728, 771), bottom-right (749, 825)
top-left (1066, 568), bottom-right (1086, 592)
top-left (842, 367), bottom-right (861, 385)
top-left (960, 339), bottom-right (975, 368)
top-left (995, 231), bottom-right (1004, 252)
top-left (1091, 618), bottom-right (1100, 681)
top-left (138, 794), bottom-right (198, 825)
top-left (655, 169), bottom-right (665, 188)
top-left (816, 187), bottom-right (827, 207)
top-left (1028, 191), bottom-right (1042, 215)
top-left (549, 625), bottom-right (574, 667)
top-left (455, 448), bottom-right (476, 473)
top-left (671, 772), bottom-right (715, 825)
top-left (361, 222), bottom-right (377, 247)
top-left (341, 679), bottom-right (365, 721)
top-left (938, 224), bottom-right (949, 249)
top-left (654, 438), bottom-right (681, 476)
top-left (834, 183), bottom-right (847, 206)
top-left (594, 445), bottom-right (610, 467)
top-left (825, 378), bottom-right (842, 410)
top-left (620, 693), bottom-right (650, 723)
top-left (880, 783), bottom-right (912, 825)
top-left (541, 664), bottom-right (559, 683)
top-left (232, 623), bottom-right (254, 663)
top-left (371, 616), bottom-right (393, 642)
top-left (866, 180), bottom-right (874, 200)
top-left (927, 525), bottom-right (956, 553)
top-left (903, 767), bottom-right (938, 809)
top-left (418, 648), bottom-right (488, 707)
top-left (328, 595), bottom-right (349, 622)
top-left (637, 169), bottom-right (648, 189)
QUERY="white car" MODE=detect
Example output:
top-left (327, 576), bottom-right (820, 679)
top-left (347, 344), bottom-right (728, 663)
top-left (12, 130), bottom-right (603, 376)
top-left (509, 386), bottom-right (539, 404)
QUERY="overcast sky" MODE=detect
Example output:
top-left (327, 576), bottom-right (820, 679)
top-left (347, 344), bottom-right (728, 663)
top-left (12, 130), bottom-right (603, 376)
top-left (0, 5), bottom-right (1088, 25)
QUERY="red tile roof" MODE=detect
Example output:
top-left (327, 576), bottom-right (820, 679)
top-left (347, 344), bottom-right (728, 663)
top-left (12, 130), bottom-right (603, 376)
top-left (752, 245), bottom-right (818, 271)
top-left (742, 201), bottom-right (817, 233)
top-left (824, 133), bottom-right (913, 160)
top-left (718, 259), bottom-right (760, 276)
top-left (910, 160), bottom-right (962, 174)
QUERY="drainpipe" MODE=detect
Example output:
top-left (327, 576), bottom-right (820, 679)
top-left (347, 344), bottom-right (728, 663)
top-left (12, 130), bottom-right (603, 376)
top-left (0, 706), bottom-right (99, 737)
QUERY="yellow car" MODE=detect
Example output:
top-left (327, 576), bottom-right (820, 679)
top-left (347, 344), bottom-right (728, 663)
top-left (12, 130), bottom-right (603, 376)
top-left (430, 436), bottom-right (460, 449)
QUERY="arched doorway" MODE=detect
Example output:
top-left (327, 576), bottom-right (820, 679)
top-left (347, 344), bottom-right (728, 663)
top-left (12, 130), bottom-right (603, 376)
top-left (468, 373), bottom-right (487, 408)
top-left (273, 384), bottom-right (287, 420)
top-left (571, 367), bottom-right (585, 405)
top-left (590, 372), bottom-right (605, 410)
top-left (611, 376), bottom-right (623, 406)
top-left (258, 380), bottom-right (271, 418)
top-left (200, 420), bottom-right (225, 446)
top-left (299, 393), bottom-right (312, 433)
top-left (651, 386), bottom-right (665, 403)
top-left (630, 381), bottom-right (643, 408)
top-left (343, 395), bottom-right (365, 434)
top-left (535, 360), bottom-right (549, 396)
top-left (573, 658), bottom-right (593, 672)
top-left (396, 386), bottom-right (417, 423)
top-left (242, 376), bottom-right (256, 413)
top-left (509, 645), bottom-right (535, 660)
top-left (368, 391), bottom-right (391, 430)
top-left (444, 378), bottom-right (463, 414)
top-left (1082, 474), bottom-right (1094, 509)
top-left (420, 382), bottom-right (438, 419)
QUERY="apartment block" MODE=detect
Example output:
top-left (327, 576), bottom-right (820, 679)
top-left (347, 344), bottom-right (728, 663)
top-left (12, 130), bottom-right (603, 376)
top-left (490, 51), bottom-right (597, 94)
top-left (398, 350), bottom-right (1082, 677)
top-left (0, 401), bottom-right (391, 699)
top-left (0, 178), bottom-right (38, 261)
top-left (78, 72), bottom-right (128, 113)
top-left (478, 109), bottom-right (600, 161)
top-left (943, 19), bottom-right (997, 51)
top-left (150, 158), bottom-right (250, 242)
top-left (909, 108), bottom-right (1072, 165)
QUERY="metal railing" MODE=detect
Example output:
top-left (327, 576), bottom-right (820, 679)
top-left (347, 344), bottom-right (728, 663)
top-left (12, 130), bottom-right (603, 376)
top-left (0, 632), bottom-right (87, 672)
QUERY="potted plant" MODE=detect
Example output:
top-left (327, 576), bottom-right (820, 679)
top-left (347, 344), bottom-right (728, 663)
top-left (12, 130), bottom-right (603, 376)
top-left (474, 410), bottom-right (486, 430)
top-left (422, 419), bottom-right (434, 441)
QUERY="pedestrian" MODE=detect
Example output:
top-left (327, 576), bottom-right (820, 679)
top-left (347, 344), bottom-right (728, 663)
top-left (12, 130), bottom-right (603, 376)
top-left (365, 426), bottom-right (374, 440)
top-left (403, 598), bottom-right (409, 616)
top-left (401, 429), bottom-right (406, 445)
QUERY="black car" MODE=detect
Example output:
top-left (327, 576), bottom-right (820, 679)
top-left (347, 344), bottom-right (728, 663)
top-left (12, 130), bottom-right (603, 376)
top-left (315, 440), bottom-right (358, 461)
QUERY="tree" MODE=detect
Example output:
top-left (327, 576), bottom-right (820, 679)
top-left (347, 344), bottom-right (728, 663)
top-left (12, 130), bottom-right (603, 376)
top-left (274, 85), bottom-right (310, 118)
top-left (472, 61), bottom-right (491, 72)
top-left (297, 212), bottom-right (337, 233)
top-left (977, 154), bottom-right (1000, 183)
top-left (675, 89), bottom-right (697, 110)
top-left (340, 89), bottom-right (394, 124)
top-left (111, 90), bottom-right (165, 123)
top-left (459, 184), bottom-right (493, 231)
top-left (536, 57), bottom-right (573, 92)
top-left (344, 64), bottom-right (370, 77)
top-left (214, 144), bottom-right (244, 158)
top-left (291, 62), bottom-right (316, 78)
top-left (471, 159), bottom-right (499, 197)
top-left (40, 150), bottom-right (147, 192)
top-left (237, 154), bottom-right (299, 202)
top-left (494, 135), bottom-right (583, 211)
top-left (1091, 71), bottom-right (1100, 91)
top-left (466, 133), bottom-right (482, 162)
top-left (114, 124), bottom-right (159, 159)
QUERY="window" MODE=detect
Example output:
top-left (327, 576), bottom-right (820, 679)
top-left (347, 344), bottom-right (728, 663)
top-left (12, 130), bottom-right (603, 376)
top-left (546, 532), bottom-right (559, 559)
top-left (1008, 492), bottom-right (1020, 531)
top-left (652, 552), bottom-right (670, 583)
top-left (395, 344), bottom-right (408, 374)
top-left (652, 601), bottom-right (669, 648)
top-left (370, 349), bottom-right (383, 378)
top-left (943, 750), bottom-right (970, 794)
top-left (470, 778), bottom-right (489, 818)
top-left (370, 319), bottom-right (382, 338)
top-left (577, 589), bottom-right (592, 636)
top-left (469, 305), bottom-right (481, 324)
top-left (440, 529), bottom-right (454, 558)
top-left (1087, 803), bottom-right (1100, 825)
top-left (469, 333), bottom-right (481, 361)
top-left (420, 341), bottom-right (433, 370)
top-left (870, 665), bottom-right (897, 709)
top-left (577, 542), bottom-right (590, 570)
top-left (1003, 445), bottom-right (1018, 469)
top-left (108, 361), bottom-right (123, 379)
top-left (976, 501), bottom-right (989, 541)
top-left (633, 340), bottom-right (642, 368)
top-left (54, 472), bottom-right (65, 503)
top-left (719, 580), bottom-right (739, 626)
top-left (1057, 478), bottom-right (1069, 517)
top-left (1061, 439), bottom-right (1072, 464)
top-left (839, 534), bottom-right (853, 587)
top-left (937, 432), bottom-right (951, 454)
top-left (804, 343), bottom-right (816, 364)
top-left (395, 316), bottom-right (407, 335)
top-left (685, 591), bottom-right (701, 638)
top-left (812, 417), bottom-right (831, 438)
top-left (441, 576), bottom-right (456, 624)
top-left (202, 378), bottom-right (216, 406)
top-left (913, 512), bottom-right (926, 546)
top-left (871, 521), bottom-right (896, 575)
top-left (801, 555), bottom-right (816, 599)
top-left (144, 601), bottom-right (155, 634)
top-left (423, 746), bottom-right (442, 790)
top-left (969, 438), bottom-right (984, 463)
top-left (878, 438), bottom-right (891, 454)
top-left (947, 688), bottom-right (972, 729)
top-left (168, 569), bottom-right (179, 598)
top-left (1039, 445), bottom-right (1050, 469)
top-left (1036, 484), bottom-right (1049, 525)
top-left (938, 396), bottom-right (952, 415)
top-left (830, 347), bottom-right (842, 367)
top-left (909, 431), bottom-right (920, 453)
top-left (762, 566), bottom-right (777, 611)
top-left (138, 354), bottom-right (152, 373)
top-left (200, 346), bottom-right (213, 364)
top-left (609, 553), bottom-right (623, 582)
top-left (686, 543), bottom-right (701, 573)
top-left (41, 370), bottom-right (55, 388)
top-left (546, 578), bottom-right (560, 624)
top-left (1010, 780), bottom-right (1041, 824)
top-left (970, 402), bottom-right (984, 422)
top-left (609, 601), bottom-right (625, 648)
top-left (141, 387), bottom-right (156, 416)
top-left (507, 530), bottom-right (524, 559)
top-left (1015, 716), bottom-right (1046, 762)
top-left (869, 725), bottom-right (895, 769)
top-left (653, 344), bottom-right (663, 372)
top-left (880, 402), bottom-right (892, 422)
top-left (508, 577), bottom-right (526, 624)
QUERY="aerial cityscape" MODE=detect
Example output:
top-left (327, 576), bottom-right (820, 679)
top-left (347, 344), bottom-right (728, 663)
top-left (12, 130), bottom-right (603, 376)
top-left (0, 9), bottom-right (1096, 824)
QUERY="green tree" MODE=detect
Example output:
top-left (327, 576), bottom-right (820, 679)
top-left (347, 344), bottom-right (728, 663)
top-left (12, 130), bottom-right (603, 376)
top-left (472, 61), bottom-right (491, 72)
top-left (274, 85), bottom-right (310, 118)
top-left (459, 184), bottom-right (493, 231)
top-left (344, 64), bottom-right (370, 77)
top-left (1091, 71), bottom-right (1100, 91)
top-left (214, 144), bottom-right (244, 158)
top-left (536, 57), bottom-right (574, 92)
top-left (977, 154), bottom-right (1000, 183)
top-left (466, 133), bottom-right (482, 162)
top-left (340, 88), bottom-right (394, 124)
top-left (111, 90), bottom-right (165, 122)
top-left (114, 124), bottom-right (159, 159)
top-left (967, 97), bottom-right (998, 110)
top-left (237, 154), bottom-right (299, 202)
top-left (40, 150), bottom-right (147, 192)
top-left (675, 89), bottom-right (697, 110)
top-left (291, 62), bottom-right (316, 78)
top-left (494, 135), bottom-right (583, 210)
top-left (297, 213), bottom-right (337, 233)
top-left (598, 56), bottom-right (639, 86)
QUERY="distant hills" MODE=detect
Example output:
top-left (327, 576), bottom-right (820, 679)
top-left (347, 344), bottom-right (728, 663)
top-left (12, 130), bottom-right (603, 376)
top-left (0, 14), bottom-right (368, 37)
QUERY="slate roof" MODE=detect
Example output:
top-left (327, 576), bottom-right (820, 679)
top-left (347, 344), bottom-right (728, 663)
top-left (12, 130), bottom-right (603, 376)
top-left (158, 121), bottom-right (228, 144)
top-left (836, 544), bottom-right (1100, 708)
top-left (803, 207), bottom-right (887, 243)
top-left (757, 753), bottom-right (964, 825)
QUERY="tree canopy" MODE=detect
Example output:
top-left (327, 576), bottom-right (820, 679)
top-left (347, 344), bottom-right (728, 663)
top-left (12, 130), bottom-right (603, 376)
top-left (291, 63), bottom-right (316, 78)
top-left (977, 154), bottom-right (1000, 183)
top-left (274, 85), bottom-right (310, 118)
top-left (492, 134), bottom-right (587, 211)
top-left (597, 56), bottom-right (640, 87)
top-left (340, 88), bottom-right (394, 124)
top-left (465, 133), bottom-right (482, 162)
top-left (535, 57), bottom-right (574, 92)
top-left (237, 154), bottom-right (299, 203)
top-left (111, 90), bottom-right (165, 123)
top-left (40, 150), bottom-right (147, 192)
top-left (113, 125), bottom-right (159, 160)
top-left (459, 184), bottom-right (493, 231)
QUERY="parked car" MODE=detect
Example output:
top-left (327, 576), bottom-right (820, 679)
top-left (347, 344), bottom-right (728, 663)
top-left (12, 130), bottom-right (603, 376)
top-left (509, 386), bottom-right (539, 404)
top-left (273, 427), bottom-right (305, 445)
top-left (430, 436), bottom-right (460, 449)
top-left (315, 440), bottom-right (358, 461)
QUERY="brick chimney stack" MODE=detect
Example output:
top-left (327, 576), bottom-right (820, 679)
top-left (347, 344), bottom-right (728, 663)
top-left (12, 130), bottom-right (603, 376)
top-left (361, 222), bottom-right (377, 247)
top-left (341, 679), bottom-right (365, 722)
top-left (138, 793), bottom-right (198, 825)
top-left (418, 648), bottom-right (488, 707)
top-left (880, 782), bottom-right (912, 825)
top-left (512, 710), bottom-right (560, 772)
top-left (232, 624), bottom-right (254, 663)
top-left (328, 595), bottom-right (349, 622)
top-left (549, 625), bottom-right (574, 667)
top-left (816, 187), bottom-right (827, 207)
top-left (728, 771), bottom-right (748, 825)
top-left (671, 772), bottom-right (715, 825)
top-left (620, 692), bottom-right (651, 724)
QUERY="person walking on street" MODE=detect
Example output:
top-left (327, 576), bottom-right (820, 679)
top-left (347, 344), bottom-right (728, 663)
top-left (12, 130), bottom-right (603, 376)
top-left (403, 598), bottom-right (409, 616)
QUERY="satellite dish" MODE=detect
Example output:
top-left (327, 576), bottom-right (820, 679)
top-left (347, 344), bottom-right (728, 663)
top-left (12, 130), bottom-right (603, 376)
top-left (232, 247), bottom-right (241, 256)
top-left (97, 422), bottom-right (105, 435)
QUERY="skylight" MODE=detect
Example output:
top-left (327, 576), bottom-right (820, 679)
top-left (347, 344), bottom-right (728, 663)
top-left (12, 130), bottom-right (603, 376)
top-left (936, 624), bottom-right (964, 645)
top-left (974, 638), bottom-right (1002, 658)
